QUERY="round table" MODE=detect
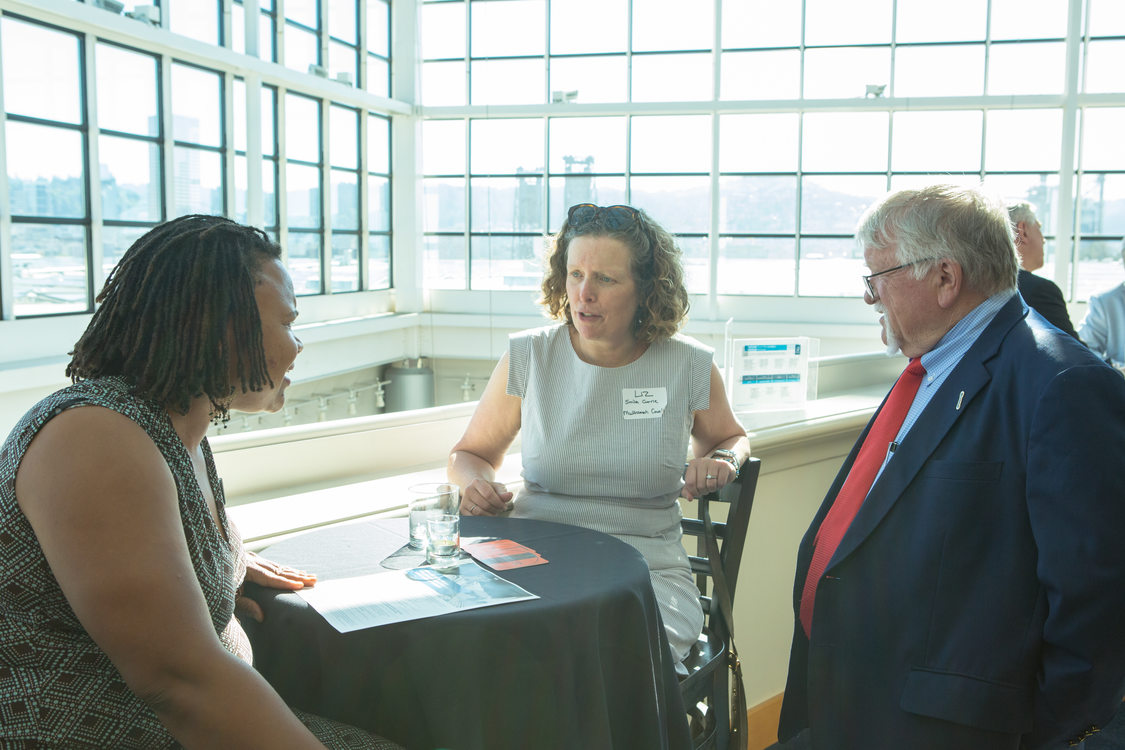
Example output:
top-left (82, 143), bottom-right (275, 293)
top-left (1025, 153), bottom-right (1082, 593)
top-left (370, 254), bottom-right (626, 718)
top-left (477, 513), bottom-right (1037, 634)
top-left (244, 515), bottom-right (693, 750)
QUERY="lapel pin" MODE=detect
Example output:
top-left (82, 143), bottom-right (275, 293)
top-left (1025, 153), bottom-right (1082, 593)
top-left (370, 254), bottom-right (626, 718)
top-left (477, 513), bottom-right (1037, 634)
top-left (956, 391), bottom-right (965, 410)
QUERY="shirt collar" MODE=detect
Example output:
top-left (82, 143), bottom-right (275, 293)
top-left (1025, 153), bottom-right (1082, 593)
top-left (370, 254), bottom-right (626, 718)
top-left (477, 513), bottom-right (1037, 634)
top-left (919, 290), bottom-right (1016, 381)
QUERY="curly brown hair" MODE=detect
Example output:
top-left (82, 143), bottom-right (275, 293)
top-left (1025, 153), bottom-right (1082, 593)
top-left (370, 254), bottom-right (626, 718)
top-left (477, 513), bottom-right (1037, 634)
top-left (539, 205), bottom-right (690, 344)
top-left (66, 215), bottom-right (282, 423)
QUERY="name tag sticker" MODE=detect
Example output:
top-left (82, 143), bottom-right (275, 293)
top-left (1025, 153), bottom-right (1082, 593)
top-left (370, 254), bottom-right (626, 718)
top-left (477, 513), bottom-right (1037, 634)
top-left (622, 387), bottom-right (667, 420)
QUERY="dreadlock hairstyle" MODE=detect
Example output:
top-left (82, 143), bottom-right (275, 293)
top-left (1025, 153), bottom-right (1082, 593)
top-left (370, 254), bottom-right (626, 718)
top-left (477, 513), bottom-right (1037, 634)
top-left (66, 215), bottom-right (282, 423)
top-left (540, 204), bottom-right (690, 344)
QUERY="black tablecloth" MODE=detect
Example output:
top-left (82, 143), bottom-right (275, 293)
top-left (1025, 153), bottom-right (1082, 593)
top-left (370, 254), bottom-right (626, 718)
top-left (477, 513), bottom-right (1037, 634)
top-left (244, 516), bottom-right (693, 750)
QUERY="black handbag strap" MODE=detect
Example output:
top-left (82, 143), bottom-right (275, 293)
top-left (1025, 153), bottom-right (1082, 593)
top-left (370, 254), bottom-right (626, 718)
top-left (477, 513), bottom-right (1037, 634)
top-left (701, 494), bottom-right (749, 750)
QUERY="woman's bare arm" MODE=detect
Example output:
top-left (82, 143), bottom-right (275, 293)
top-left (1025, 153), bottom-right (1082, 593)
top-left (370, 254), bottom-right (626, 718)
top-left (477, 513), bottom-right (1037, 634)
top-left (683, 364), bottom-right (751, 501)
top-left (16, 406), bottom-right (326, 750)
top-left (447, 353), bottom-right (522, 515)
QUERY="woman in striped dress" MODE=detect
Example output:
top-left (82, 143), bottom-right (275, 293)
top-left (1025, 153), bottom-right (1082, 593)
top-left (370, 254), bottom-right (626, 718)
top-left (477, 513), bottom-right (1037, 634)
top-left (448, 203), bottom-right (750, 669)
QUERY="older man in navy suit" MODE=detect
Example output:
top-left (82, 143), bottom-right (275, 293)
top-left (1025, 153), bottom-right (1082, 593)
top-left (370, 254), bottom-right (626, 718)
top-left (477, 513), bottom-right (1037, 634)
top-left (775, 185), bottom-right (1125, 750)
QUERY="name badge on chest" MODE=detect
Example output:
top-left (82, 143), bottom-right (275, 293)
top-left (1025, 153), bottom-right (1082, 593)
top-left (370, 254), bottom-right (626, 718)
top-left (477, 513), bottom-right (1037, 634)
top-left (622, 387), bottom-right (667, 420)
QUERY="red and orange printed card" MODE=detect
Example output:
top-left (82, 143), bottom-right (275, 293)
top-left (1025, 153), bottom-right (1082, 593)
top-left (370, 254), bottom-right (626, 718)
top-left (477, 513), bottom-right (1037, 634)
top-left (463, 538), bottom-right (549, 570)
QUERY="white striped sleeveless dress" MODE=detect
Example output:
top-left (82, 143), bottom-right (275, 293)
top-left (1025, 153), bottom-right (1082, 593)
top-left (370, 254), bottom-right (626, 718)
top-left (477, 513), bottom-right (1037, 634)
top-left (507, 324), bottom-right (708, 663)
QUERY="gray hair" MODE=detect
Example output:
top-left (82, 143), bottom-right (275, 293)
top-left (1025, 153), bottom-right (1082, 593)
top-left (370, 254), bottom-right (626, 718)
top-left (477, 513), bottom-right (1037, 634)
top-left (856, 184), bottom-right (1019, 297)
top-left (1006, 200), bottom-right (1039, 228)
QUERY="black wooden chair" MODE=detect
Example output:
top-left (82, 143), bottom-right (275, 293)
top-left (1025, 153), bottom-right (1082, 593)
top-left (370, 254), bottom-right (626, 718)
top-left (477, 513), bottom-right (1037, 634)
top-left (680, 457), bottom-right (761, 750)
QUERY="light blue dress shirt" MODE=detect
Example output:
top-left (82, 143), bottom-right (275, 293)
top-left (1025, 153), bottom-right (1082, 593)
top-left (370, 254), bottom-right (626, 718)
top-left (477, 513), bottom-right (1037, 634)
top-left (872, 290), bottom-right (1016, 481)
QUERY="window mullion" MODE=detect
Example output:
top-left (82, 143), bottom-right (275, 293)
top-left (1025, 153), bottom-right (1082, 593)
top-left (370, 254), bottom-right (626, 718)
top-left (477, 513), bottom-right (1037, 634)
top-left (84, 32), bottom-right (103, 303)
top-left (320, 97), bottom-right (332, 294)
top-left (159, 53), bottom-right (174, 225)
top-left (1055, 0), bottom-right (1084, 297)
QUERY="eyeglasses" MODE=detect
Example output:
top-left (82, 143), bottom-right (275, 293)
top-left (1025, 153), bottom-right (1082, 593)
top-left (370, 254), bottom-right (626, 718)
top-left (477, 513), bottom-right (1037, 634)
top-left (567, 203), bottom-right (639, 231)
top-left (862, 258), bottom-right (938, 298)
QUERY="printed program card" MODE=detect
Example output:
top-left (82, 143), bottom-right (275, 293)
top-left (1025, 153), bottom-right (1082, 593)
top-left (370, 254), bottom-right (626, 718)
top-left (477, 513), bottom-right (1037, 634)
top-left (464, 538), bottom-right (549, 570)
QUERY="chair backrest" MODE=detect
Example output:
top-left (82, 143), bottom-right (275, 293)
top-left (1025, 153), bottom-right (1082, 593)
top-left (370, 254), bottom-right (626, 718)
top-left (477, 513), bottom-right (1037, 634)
top-left (681, 457), bottom-right (761, 639)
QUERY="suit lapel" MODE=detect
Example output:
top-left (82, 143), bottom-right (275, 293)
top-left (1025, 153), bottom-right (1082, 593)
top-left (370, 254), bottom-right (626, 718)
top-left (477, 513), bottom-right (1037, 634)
top-left (826, 295), bottom-right (1027, 571)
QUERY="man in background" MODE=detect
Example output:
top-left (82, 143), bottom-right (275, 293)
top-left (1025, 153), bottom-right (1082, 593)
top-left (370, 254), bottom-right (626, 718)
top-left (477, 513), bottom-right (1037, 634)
top-left (774, 185), bottom-right (1125, 750)
top-left (1079, 238), bottom-right (1125, 366)
top-left (1007, 201), bottom-right (1080, 339)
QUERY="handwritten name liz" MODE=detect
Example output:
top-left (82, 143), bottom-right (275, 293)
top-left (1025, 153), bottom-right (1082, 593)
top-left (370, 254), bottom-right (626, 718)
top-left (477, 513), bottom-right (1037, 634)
top-left (622, 387), bottom-right (668, 420)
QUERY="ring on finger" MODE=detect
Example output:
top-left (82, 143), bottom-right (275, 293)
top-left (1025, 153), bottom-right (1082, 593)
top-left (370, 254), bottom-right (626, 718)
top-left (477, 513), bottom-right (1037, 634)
top-left (706, 474), bottom-right (715, 480)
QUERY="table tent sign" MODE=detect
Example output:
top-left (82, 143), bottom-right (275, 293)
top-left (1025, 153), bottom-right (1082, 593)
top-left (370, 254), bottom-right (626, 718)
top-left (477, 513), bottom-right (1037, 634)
top-left (724, 330), bottom-right (819, 415)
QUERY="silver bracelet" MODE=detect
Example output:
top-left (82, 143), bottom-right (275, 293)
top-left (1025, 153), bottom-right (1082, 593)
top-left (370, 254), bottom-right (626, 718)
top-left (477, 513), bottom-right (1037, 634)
top-left (710, 449), bottom-right (740, 479)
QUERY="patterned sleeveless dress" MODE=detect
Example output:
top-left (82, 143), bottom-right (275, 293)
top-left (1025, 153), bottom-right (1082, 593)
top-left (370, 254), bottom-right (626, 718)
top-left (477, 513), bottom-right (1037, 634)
top-left (507, 325), bottom-right (708, 663)
top-left (0, 377), bottom-right (400, 749)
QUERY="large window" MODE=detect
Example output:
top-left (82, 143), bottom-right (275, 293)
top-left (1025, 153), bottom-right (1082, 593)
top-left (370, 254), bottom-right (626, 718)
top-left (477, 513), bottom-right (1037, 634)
top-left (97, 41), bottom-right (164, 274)
top-left (468, 118), bottom-right (544, 291)
top-left (234, 79), bottom-right (280, 234)
top-left (2, 16), bottom-right (90, 316)
top-left (366, 0), bottom-right (390, 97)
top-left (169, 0), bottom-right (221, 46)
top-left (172, 62), bottom-right (226, 218)
top-left (327, 0), bottom-right (358, 86)
top-left (285, 91), bottom-right (324, 295)
top-left (233, 0), bottom-right (277, 61)
top-left (4, 0), bottom-right (1123, 323)
top-left (367, 112), bottom-right (392, 289)
top-left (284, 0), bottom-right (320, 75)
top-left (0, 2), bottom-right (396, 320)
top-left (1074, 107), bottom-right (1125, 301)
top-left (419, 0), bottom-right (1125, 302)
top-left (329, 104), bottom-right (360, 292)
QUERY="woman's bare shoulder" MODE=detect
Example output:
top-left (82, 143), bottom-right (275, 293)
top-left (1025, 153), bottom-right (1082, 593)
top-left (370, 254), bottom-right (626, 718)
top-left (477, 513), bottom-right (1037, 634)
top-left (16, 404), bottom-right (174, 515)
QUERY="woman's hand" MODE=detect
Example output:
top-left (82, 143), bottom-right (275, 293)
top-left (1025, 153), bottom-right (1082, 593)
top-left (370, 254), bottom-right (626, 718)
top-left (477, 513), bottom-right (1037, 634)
top-left (681, 456), bottom-right (737, 502)
top-left (244, 550), bottom-right (317, 589)
top-left (460, 478), bottom-right (514, 517)
top-left (235, 551), bottom-right (317, 623)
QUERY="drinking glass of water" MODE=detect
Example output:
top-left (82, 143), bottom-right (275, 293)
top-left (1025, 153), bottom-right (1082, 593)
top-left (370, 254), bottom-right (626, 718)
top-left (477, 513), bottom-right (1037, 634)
top-left (426, 514), bottom-right (461, 569)
top-left (407, 483), bottom-right (459, 550)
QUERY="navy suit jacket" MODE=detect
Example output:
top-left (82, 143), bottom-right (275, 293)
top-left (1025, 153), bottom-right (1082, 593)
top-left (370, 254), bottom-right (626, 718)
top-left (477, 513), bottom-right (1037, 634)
top-left (1017, 269), bottom-right (1080, 340)
top-left (779, 295), bottom-right (1125, 750)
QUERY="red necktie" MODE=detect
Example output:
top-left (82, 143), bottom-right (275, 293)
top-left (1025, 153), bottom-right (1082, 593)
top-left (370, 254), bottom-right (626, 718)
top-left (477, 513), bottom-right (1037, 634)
top-left (799, 358), bottom-right (926, 638)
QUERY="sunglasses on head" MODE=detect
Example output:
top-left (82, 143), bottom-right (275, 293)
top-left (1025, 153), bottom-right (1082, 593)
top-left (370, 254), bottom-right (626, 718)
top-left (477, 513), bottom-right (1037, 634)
top-left (567, 203), bottom-right (639, 231)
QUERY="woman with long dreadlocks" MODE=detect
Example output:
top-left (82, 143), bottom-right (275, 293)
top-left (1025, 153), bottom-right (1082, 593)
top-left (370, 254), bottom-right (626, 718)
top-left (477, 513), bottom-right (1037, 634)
top-left (0, 215), bottom-right (402, 749)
